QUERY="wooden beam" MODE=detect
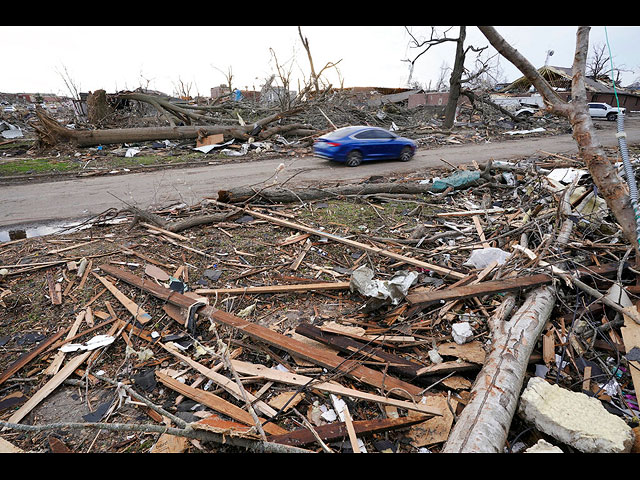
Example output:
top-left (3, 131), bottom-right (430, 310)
top-left (230, 359), bottom-right (440, 415)
top-left (97, 264), bottom-right (434, 401)
top-left (155, 371), bottom-right (287, 436)
top-left (92, 272), bottom-right (152, 324)
top-left (195, 282), bottom-right (350, 296)
top-left (406, 273), bottom-right (553, 305)
top-left (268, 415), bottom-right (430, 447)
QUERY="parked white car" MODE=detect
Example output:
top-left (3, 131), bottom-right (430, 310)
top-left (588, 102), bottom-right (626, 121)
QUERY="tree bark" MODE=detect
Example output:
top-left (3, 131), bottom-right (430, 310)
top-left (478, 26), bottom-right (639, 255)
top-left (443, 287), bottom-right (556, 452)
top-left (443, 26), bottom-right (467, 129)
top-left (33, 106), bottom-right (310, 148)
top-left (217, 181), bottom-right (460, 204)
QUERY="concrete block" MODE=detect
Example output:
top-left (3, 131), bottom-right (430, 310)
top-left (525, 439), bottom-right (563, 453)
top-left (518, 377), bottom-right (634, 453)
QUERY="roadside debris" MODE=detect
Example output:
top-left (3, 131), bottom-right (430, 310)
top-left (1, 146), bottom-right (640, 453)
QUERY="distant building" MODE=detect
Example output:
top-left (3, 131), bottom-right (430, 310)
top-left (501, 65), bottom-right (640, 111)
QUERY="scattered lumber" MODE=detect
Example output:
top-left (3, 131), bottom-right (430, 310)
top-left (268, 415), bottom-right (429, 448)
top-left (406, 273), bottom-right (553, 305)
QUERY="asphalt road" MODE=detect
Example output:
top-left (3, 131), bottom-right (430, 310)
top-left (1, 117), bottom-right (639, 230)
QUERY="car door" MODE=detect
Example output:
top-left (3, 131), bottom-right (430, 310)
top-left (352, 129), bottom-right (383, 159)
top-left (369, 129), bottom-right (400, 158)
top-left (588, 103), bottom-right (605, 118)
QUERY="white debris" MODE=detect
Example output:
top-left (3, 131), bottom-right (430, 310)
top-left (525, 439), bottom-right (564, 453)
top-left (350, 266), bottom-right (418, 305)
top-left (60, 334), bottom-right (115, 352)
top-left (518, 377), bottom-right (634, 453)
top-left (428, 348), bottom-right (443, 364)
top-left (451, 322), bottom-right (474, 345)
top-left (463, 247), bottom-right (511, 269)
top-left (547, 167), bottom-right (588, 184)
top-left (504, 127), bottom-right (546, 135)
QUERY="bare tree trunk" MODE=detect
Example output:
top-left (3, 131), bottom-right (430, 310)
top-left (32, 106), bottom-right (309, 148)
top-left (443, 26), bottom-right (467, 129)
top-left (478, 26), bottom-right (639, 254)
top-left (443, 286), bottom-right (556, 452)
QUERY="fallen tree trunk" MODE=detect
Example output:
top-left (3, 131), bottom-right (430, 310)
top-left (32, 106), bottom-right (310, 148)
top-left (124, 205), bottom-right (242, 233)
top-left (217, 181), bottom-right (466, 204)
top-left (442, 286), bottom-right (556, 452)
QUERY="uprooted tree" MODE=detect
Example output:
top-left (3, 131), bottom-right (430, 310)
top-left (443, 25), bottom-right (638, 453)
top-left (30, 102), bottom-right (315, 148)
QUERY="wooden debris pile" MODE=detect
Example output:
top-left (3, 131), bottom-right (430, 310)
top-left (0, 152), bottom-right (639, 453)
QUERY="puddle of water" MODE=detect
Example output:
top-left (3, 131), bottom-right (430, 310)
top-left (0, 217), bottom-right (129, 243)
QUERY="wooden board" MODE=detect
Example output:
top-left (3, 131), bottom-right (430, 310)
top-left (92, 272), bottom-right (152, 324)
top-left (0, 327), bottom-right (69, 386)
top-left (295, 323), bottom-right (423, 377)
top-left (406, 273), bottom-right (553, 305)
top-left (267, 415), bottom-right (430, 447)
top-left (100, 264), bottom-right (427, 400)
top-left (195, 281), bottom-right (350, 295)
top-left (229, 359), bottom-right (440, 416)
top-left (155, 371), bottom-right (286, 436)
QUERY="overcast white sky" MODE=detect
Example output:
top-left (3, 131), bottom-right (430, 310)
top-left (1, 26), bottom-right (639, 97)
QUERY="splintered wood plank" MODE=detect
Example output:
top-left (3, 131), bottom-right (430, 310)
top-left (6, 352), bottom-right (92, 425)
top-left (92, 272), bottom-right (152, 324)
top-left (229, 359), bottom-right (440, 416)
top-left (155, 371), bottom-right (287, 436)
top-left (194, 281), bottom-right (350, 295)
top-left (0, 437), bottom-right (24, 453)
top-left (267, 415), bottom-right (430, 447)
top-left (0, 328), bottom-right (70, 386)
top-left (44, 309), bottom-right (86, 376)
top-left (406, 274), bottom-right (553, 305)
top-left (295, 323), bottom-right (423, 377)
top-left (100, 264), bottom-right (427, 400)
top-left (160, 345), bottom-right (278, 418)
top-left (5, 321), bottom-right (120, 426)
top-left (46, 271), bottom-right (62, 305)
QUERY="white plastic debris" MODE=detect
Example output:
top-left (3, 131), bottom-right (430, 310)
top-left (451, 322), bottom-right (474, 345)
top-left (60, 334), bottom-right (115, 352)
top-left (0, 121), bottom-right (23, 139)
top-left (349, 266), bottom-right (418, 305)
top-left (125, 148), bottom-right (140, 157)
top-left (504, 127), bottom-right (546, 135)
top-left (547, 167), bottom-right (588, 184)
top-left (320, 408), bottom-right (337, 422)
top-left (463, 247), bottom-right (511, 269)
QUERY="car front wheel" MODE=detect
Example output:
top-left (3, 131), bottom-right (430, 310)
top-left (345, 150), bottom-right (362, 167)
top-left (399, 146), bottom-right (413, 162)
top-left (607, 112), bottom-right (617, 121)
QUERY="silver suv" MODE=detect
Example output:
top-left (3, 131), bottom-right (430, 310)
top-left (588, 102), bottom-right (626, 121)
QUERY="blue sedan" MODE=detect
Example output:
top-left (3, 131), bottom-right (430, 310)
top-left (313, 126), bottom-right (417, 167)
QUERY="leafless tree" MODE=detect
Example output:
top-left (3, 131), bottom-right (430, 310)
top-left (172, 77), bottom-right (193, 99)
top-left (587, 42), bottom-right (631, 86)
top-left (404, 26), bottom-right (488, 128)
top-left (297, 26), bottom-right (343, 95)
